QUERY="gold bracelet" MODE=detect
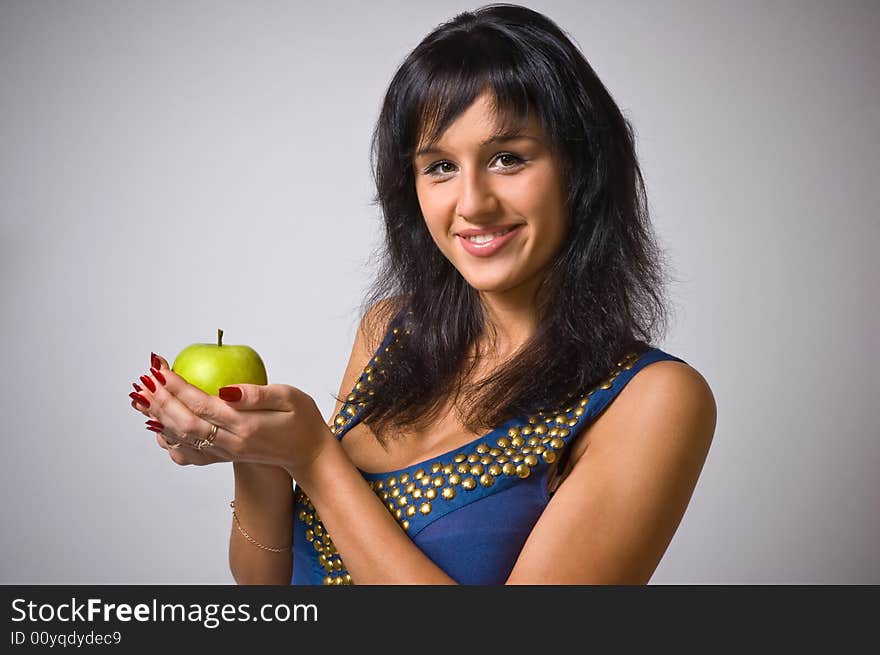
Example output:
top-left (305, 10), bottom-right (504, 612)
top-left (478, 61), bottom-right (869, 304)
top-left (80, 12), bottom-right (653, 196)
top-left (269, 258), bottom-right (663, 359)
top-left (229, 500), bottom-right (292, 553)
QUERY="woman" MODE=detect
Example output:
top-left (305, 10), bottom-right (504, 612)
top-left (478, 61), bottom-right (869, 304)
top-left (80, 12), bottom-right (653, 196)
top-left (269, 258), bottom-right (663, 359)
top-left (129, 4), bottom-right (716, 585)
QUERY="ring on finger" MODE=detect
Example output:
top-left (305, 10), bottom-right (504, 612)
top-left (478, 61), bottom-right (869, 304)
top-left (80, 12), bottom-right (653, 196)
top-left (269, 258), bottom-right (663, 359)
top-left (161, 434), bottom-right (183, 450)
top-left (196, 422), bottom-right (219, 450)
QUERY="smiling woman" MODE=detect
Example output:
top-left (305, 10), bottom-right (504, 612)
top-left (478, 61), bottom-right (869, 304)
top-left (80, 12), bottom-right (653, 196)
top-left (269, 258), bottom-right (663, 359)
top-left (360, 4), bottom-right (698, 447)
top-left (131, 3), bottom-right (716, 586)
top-left (296, 3), bottom-right (715, 584)
top-left (413, 94), bottom-right (567, 295)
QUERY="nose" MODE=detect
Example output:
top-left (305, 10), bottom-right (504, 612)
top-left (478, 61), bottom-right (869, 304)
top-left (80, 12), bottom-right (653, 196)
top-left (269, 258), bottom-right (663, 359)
top-left (455, 166), bottom-right (499, 220)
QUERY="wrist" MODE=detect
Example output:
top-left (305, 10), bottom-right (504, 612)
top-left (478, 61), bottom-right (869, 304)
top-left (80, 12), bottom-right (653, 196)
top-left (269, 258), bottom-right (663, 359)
top-left (233, 462), bottom-right (293, 490)
top-left (233, 461), bottom-right (294, 509)
top-left (234, 461), bottom-right (292, 477)
top-left (284, 426), bottom-right (340, 488)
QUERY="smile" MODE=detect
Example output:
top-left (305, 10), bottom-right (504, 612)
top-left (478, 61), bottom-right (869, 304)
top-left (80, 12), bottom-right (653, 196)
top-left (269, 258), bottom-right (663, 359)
top-left (457, 224), bottom-right (524, 257)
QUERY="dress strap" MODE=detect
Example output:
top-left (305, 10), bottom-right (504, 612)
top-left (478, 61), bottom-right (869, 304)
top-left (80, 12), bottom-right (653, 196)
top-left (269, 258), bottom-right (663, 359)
top-left (546, 347), bottom-right (687, 483)
top-left (580, 347), bottom-right (687, 425)
top-left (329, 307), bottom-right (408, 441)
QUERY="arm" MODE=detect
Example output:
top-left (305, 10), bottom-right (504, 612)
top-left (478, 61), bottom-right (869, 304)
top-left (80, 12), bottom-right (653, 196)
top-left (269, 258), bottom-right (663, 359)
top-left (506, 360), bottom-right (717, 583)
top-left (292, 439), bottom-right (458, 584)
top-left (225, 301), bottom-right (398, 584)
top-left (228, 463), bottom-right (294, 585)
top-left (288, 299), bottom-right (456, 583)
top-left (137, 355), bottom-right (295, 585)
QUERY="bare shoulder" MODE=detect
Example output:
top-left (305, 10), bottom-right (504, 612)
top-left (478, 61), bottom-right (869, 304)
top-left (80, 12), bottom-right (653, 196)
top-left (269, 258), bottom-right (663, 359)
top-left (630, 359), bottom-right (714, 416)
top-left (563, 358), bottom-right (716, 468)
top-left (583, 358), bottom-right (716, 453)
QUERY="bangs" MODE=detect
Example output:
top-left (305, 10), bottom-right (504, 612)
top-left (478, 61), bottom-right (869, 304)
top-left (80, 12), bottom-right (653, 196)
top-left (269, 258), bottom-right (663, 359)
top-left (409, 31), bottom-right (539, 157)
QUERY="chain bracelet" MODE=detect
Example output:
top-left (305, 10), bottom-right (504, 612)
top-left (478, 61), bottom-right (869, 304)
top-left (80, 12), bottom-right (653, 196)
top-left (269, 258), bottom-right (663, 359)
top-left (230, 500), bottom-right (292, 553)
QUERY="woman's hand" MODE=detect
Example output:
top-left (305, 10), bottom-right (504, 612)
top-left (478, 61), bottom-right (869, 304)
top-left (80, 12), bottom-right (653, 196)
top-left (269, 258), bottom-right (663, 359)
top-left (130, 355), bottom-right (233, 465)
top-left (128, 354), bottom-right (333, 475)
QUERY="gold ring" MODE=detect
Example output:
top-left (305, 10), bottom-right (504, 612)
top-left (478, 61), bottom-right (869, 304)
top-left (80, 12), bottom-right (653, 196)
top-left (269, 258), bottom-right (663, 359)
top-left (197, 423), bottom-right (219, 450)
top-left (167, 442), bottom-right (182, 450)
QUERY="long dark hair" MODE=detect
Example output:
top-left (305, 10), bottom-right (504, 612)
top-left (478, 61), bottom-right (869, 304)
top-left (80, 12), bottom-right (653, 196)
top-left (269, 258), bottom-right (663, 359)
top-left (346, 3), bottom-right (671, 445)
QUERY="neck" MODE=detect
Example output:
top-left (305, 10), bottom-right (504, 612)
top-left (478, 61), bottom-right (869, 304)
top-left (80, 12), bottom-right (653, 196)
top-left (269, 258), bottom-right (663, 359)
top-left (475, 276), bottom-right (542, 358)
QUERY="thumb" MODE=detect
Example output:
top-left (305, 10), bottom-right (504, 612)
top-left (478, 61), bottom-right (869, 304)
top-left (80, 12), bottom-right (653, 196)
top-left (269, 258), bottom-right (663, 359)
top-left (219, 383), bottom-right (300, 411)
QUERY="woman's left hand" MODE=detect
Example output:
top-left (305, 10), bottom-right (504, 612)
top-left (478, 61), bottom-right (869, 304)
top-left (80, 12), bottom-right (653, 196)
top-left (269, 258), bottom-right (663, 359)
top-left (130, 355), bottom-right (333, 476)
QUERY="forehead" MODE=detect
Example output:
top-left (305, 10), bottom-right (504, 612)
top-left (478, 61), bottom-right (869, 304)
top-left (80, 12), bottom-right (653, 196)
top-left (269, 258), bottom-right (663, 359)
top-left (415, 89), bottom-right (540, 152)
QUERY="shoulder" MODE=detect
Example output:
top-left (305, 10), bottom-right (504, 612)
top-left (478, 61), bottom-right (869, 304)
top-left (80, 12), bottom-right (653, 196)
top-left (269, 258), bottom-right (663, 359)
top-left (508, 357), bottom-right (717, 583)
top-left (326, 296), bottom-right (406, 428)
top-left (623, 358), bottom-right (715, 425)
top-left (585, 356), bottom-right (717, 460)
top-left (357, 295), bottom-right (407, 353)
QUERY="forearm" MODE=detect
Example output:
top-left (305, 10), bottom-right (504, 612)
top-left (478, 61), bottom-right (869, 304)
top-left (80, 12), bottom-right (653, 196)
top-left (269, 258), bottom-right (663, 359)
top-left (289, 436), bottom-right (458, 585)
top-left (229, 462), bottom-right (294, 585)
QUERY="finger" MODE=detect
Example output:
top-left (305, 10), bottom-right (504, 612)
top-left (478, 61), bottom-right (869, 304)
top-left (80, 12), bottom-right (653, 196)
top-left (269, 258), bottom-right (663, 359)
top-left (140, 379), bottom-right (239, 456)
top-left (151, 352), bottom-right (172, 371)
top-left (155, 431), bottom-right (184, 450)
top-left (218, 383), bottom-right (299, 412)
top-left (167, 439), bottom-right (229, 465)
top-left (130, 382), bottom-right (150, 415)
top-left (131, 400), bottom-right (150, 417)
top-left (139, 365), bottom-right (242, 433)
top-left (155, 431), bottom-right (228, 465)
top-left (155, 430), bottom-right (185, 452)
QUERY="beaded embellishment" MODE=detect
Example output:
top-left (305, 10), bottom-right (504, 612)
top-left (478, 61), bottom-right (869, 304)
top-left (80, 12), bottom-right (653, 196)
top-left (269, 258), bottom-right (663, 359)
top-left (295, 324), bottom-right (641, 585)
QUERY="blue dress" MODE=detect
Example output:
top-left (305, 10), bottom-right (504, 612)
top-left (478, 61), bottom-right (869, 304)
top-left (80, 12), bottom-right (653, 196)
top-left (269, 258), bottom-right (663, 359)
top-left (291, 319), bottom-right (686, 585)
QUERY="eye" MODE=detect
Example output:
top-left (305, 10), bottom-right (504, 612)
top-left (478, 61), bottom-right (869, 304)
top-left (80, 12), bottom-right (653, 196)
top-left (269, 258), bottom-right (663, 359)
top-left (423, 161), bottom-right (456, 177)
top-left (421, 152), bottom-right (527, 179)
top-left (494, 153), bottom-right (525, 170)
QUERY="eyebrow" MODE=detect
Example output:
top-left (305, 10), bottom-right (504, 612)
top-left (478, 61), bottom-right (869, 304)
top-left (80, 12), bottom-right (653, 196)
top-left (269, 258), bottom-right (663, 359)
top-left (414, 134), bottom-right (542, 159)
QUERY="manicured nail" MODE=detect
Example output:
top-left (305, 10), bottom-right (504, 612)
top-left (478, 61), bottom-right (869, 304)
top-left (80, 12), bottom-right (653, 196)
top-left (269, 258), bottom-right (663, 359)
top-left (219, 386), bottom-right (242, 402)
top-left (139, 375), bottom-right (156, 393)
top-left (145, 419), bottom-right (164, 429)
top-left (132, 382), bottom-right (142, 392)
top-left (150, 367), bottom-right (166, 386)
top-left (151, 352), bottom-right (161, 370)
top-left (130, 392), bottom-right (150, 408)
top-left (145, 425), bottom-right (163, 434)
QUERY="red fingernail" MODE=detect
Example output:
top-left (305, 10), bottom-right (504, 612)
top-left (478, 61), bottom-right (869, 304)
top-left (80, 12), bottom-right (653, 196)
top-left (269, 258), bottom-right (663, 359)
top-left (130, 392), bottom-right (150, 408)
top-left (151, 352), bottom-right (161, 370)
top-left (139, 375), bottom-right (156, 392)
top-left (145, 426), bottom-right (163, 433)
top-left (150, 367), bottom-right (166, 385)
top-left (132, 382), bottom-right (142, 392)
top-left (145, 419), bottom-right (164, 429)
top-left (219, 386), bottom-right (242, 401)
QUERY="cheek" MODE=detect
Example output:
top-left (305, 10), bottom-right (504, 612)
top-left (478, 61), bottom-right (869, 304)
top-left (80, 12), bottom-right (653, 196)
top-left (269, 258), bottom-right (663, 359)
top-left (423, 221), bottom-right (445, 249)
top-left (419, 213), bottom-right (453, 257)
top-left (416, 189), bottom-right (453, 244)
top-left (532, 168), bottom-right (567, 228)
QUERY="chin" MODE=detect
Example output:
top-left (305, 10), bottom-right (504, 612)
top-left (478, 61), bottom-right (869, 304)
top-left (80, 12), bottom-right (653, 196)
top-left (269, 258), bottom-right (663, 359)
top-left (461, 272), bottom-right (520, 293)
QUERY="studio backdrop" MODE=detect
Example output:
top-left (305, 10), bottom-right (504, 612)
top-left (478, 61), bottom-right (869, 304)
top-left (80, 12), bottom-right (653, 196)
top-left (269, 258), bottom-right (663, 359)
top-left (0, 0), bottom-right (877, 583)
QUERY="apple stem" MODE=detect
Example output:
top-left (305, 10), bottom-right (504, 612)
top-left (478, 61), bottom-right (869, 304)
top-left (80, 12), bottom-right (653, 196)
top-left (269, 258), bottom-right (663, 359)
top-left (218, 328), bottom-right (223, 347)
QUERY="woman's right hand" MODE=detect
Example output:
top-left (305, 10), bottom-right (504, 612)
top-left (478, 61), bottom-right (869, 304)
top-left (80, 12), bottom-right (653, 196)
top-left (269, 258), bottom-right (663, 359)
top-left (130, 354), bottom-right (229, 467)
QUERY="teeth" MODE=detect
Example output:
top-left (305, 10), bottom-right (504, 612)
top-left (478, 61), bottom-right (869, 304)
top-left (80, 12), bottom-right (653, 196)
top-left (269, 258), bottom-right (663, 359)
top-left (465, 227), bottom-right (515, 244)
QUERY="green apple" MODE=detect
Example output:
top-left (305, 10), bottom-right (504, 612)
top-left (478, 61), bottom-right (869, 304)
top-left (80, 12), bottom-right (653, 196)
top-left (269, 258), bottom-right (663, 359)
top-left (172, 329), bottom-right (268, 396)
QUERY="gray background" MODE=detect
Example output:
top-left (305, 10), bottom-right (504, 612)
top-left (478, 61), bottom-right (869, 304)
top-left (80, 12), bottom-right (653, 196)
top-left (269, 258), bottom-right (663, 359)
top-left (1, 0), bottom-right (877, 584)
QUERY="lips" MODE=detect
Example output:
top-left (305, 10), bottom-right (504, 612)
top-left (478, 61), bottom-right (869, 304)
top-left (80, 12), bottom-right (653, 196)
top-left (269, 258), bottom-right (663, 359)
top-left (456, 224), bottom-right (522, 238)
top-left (457, 224), bottom-right (524, 257)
